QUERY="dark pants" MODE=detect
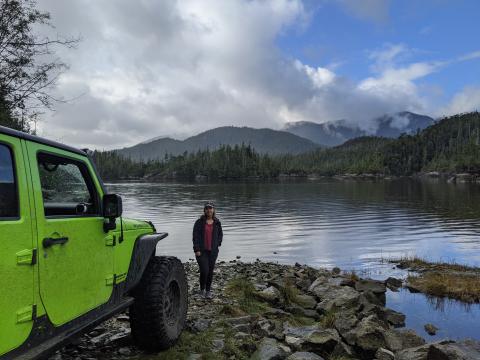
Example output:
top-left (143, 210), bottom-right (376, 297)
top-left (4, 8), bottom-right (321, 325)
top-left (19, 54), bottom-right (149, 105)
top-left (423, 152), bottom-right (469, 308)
top-left (196, 250), bottom-right (218, 291)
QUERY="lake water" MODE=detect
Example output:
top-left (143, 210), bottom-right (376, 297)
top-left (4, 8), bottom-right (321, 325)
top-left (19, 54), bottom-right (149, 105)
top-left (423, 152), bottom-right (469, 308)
top-left (106, 178), bottom-right (480, 340)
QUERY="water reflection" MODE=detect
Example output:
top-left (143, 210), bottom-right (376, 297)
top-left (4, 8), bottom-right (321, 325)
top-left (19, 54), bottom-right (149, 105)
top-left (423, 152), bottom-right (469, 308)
top-left (387, 288), bottom-right (480, 341)
top-left (107, 178), bottom-right (480, 269)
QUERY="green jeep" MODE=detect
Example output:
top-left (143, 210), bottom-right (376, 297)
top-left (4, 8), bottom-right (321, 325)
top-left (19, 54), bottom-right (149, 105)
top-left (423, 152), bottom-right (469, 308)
top-left (0, 126), bottom-right (188, 359)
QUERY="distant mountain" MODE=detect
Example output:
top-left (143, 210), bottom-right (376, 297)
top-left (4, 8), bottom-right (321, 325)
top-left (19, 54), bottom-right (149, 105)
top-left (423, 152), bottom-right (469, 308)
top-left (283, 112), bottom-right (435, 146)
top-left (117, 126), bottom-right (320, 161)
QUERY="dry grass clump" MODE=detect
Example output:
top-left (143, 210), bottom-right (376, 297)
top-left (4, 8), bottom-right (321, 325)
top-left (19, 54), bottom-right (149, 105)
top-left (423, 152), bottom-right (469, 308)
top-left (407, 272), bottom-right (480, 303)
top-left (279, 278), bottom-right (299, 306)
top-left (393, 255), bottom-right (479, 273)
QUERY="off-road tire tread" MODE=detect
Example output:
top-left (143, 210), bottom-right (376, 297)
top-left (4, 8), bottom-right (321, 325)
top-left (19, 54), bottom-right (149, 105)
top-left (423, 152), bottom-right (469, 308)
top-left (130, 256), bottom-right (188, 351)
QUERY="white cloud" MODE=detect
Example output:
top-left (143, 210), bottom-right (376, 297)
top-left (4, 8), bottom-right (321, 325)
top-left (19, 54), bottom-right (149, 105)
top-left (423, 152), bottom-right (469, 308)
top-left (32, 1), bottom-right (480, 150)
top-left (438, 87), bottom-right (480, 117)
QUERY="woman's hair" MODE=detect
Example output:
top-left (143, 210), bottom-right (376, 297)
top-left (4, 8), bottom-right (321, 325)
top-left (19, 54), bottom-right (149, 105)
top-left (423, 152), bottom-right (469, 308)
top-left (203, 207), bottom-right (216, 218)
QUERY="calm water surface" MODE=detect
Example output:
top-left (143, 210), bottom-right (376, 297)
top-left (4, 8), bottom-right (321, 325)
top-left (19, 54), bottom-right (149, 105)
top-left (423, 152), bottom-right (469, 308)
top-left (107, 178), bottom-right (480, 340)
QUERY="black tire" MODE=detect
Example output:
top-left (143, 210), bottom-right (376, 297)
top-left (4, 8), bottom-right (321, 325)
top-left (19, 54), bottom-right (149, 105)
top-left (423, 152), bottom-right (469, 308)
top-left (129, 256), bottom-right (188, 351)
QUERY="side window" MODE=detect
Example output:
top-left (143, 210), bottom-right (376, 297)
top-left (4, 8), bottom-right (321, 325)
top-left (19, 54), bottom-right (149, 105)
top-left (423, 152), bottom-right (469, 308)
top-left (0, 144), bottom-right (18, 219)
top-left (37, 153), bottom-right (99, 217)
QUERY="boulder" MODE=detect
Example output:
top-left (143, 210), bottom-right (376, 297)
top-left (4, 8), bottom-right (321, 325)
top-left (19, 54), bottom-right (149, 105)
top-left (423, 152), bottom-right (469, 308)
top-left (428, 339), bottom-right (480, 360)
top-left (286, 352), bottom-right (325, 360)
top-left (424, 323), bottom-right (438, 336)
top-left (250, 337), bottom-right (291, 360)
top-left (375, 347), bottom-right (395, 360)
top-left (355, 279), bottom-right (387, 294)
top-left (385, 277), bottom-right (403, 291)
top-left (344, 315), bottom-right (388, 354)
top-left (257, 286), bottom-right (281, 304)
top-left (333, 311), bottom-right (359, 336)
top-left (294, 294), bottom-right (317, 309)
top-left (384, 329), bottom-right (425, 352)
top-left (315, 286), bottom-right (361, 314)
top-left (304, 328), bottom-right (341, 353)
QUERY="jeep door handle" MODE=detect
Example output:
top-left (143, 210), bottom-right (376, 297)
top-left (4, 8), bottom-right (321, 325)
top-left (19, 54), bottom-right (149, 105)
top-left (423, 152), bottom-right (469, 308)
top-left (43, 236), bottom-right (69, 248)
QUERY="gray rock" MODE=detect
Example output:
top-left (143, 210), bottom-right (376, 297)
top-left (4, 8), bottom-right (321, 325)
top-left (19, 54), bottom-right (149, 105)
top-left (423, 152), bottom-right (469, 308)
top-left (285, 304), bottom-right (319, 320)
top-left (212, 338), bottom-right (225, 352)
top-left (344, 315), bottom-right (389, 353)
top-left (186, 354), bottom-right (202, 360)
top-left (304, 328), bottom-right (341, 353)
top-left (385, 277), bottom-right (403, 290)
top-left (308, 276), bottom-right (328, 293)
top-left (375, 347), bottom-right (395, 360)
top-left (257, 319), bottom-right (275, 336)
top-left (191, 318), bottom-right (212, 332)
top-left (285, 335), bottom-right (305, 350)
top-left (250, 337), bottom-right (291, 360)
top-left (384, 329), bottom-right (425, 352)
top-left (257, 286), bottom-right (281, 303)
top-left (265, 307), bottom-right (289, 317)
top-left (117, 347), bottom-right (131, 356)
top-left (315, 286), bottom-right (361, 313)
top-left (424, 323), bottom-right (438, 336)
top-left (385, 308), bottom-right (406, 328)
top-left (334, 311), bottom-right (359, 336)
top-left (283, 323), bottom-right (321, 338)
top-left (286, 352), bottom-right (325, 360)
top-left (225, 315), bottom-right (252, 326)
top-left (360, 289), bottom-right (386, 306)
top-left (294, 294), bottom-right (317, 309)
top-left (428, 339), bottom-right (480, 360)
top-left (233, 323), bottom-right (251, 333)
top-left (234, 331), bottom-right (250, 340)
top-left (396, 344), bottom-right (429, 360)
top-left (355, 279), bottom-right (387, 294)
top-left (283, 323), bottom-right (321, 350)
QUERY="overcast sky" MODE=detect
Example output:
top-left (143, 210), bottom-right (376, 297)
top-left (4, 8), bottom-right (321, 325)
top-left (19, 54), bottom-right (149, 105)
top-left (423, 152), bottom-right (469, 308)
top-left (36, 0), bottom-right (480, 150)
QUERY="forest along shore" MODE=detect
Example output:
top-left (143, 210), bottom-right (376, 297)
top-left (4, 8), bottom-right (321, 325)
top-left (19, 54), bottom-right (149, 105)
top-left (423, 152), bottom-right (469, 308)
top-left (50, 259), bottom-right (480, 360)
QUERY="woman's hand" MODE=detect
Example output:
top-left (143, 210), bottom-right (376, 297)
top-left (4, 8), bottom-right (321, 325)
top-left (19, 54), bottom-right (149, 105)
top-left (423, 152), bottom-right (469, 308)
top-left (195, 251), bottom-right (201, 257)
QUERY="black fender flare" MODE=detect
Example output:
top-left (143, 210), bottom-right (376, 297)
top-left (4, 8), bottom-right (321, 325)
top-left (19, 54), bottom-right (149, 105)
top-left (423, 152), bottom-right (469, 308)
top-left (124, 232), bottom-right (168, 293)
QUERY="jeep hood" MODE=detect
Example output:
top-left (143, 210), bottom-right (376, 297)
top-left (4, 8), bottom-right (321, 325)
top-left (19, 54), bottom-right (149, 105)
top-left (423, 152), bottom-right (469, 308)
top-left (117, 217), bottom-right (155, 231)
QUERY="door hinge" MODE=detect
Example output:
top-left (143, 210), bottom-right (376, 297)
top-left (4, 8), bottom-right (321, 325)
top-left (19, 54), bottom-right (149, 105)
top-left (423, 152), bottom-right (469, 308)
top-left (105, 234), bottom-right (116, 247)
top-left (105, 274), bottom-right (115, 286)
top-left (16, 304), bottom-right (36, 324)
top-left (16, 248), bottom-right (37, 265)
top-left (105, 272), bottom-right (127, 286)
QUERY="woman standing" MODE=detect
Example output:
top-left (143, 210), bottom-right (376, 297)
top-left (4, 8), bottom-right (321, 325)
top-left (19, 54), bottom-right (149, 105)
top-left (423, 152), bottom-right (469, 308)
top-left (192, 201), bottom-right (223, 299)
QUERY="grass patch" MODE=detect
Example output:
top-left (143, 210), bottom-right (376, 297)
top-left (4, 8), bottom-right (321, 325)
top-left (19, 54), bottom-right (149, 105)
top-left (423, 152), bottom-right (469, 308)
top-left (342, 270), bottom-right (359, 282)
top-left (386, 255), bottom-right (480, 303)
top-left (319, 310), bottom-right (337, 328)
top-left (225, 277), bottom-right (269, 313)
top-left (391, 255), bottom-right (480, 273)
top-left (219, 304), bottom-right (247, 317)
top-left (279, 278), bottom-right (299, 306)
top-left (157, 327), bottom-right (223, 359)
top-left (407, 272), bottom-right (480, 303)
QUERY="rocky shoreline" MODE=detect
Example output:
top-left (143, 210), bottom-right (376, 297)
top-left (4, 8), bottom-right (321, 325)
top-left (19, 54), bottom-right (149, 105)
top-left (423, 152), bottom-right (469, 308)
top-left (51, 259), bottom-right (480, 360)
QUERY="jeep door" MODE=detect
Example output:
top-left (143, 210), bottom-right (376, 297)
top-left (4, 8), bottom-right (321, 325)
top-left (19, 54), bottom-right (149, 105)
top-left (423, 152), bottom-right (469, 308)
top-left (26, 143), bottom-right (114, 326)
top-left (0, 136), bottom-right (35, 356)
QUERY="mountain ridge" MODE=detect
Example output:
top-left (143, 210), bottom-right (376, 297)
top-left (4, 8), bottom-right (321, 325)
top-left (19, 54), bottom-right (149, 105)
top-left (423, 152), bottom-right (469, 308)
top-left (283, 111), bottom-right (435, 146)
top-left (117, 126), bottom-right (321, 161)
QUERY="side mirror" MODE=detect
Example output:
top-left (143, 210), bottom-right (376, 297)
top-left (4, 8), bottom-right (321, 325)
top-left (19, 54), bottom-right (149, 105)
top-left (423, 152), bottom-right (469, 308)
top-left (103, 194), bottom-right (123, 218)
top-left (103, 194), bottom-right (122, 231)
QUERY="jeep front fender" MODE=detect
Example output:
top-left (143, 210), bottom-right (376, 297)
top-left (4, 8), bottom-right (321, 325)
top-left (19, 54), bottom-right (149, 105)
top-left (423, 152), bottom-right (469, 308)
top-left (124, 233), bottom-right (168, 292)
